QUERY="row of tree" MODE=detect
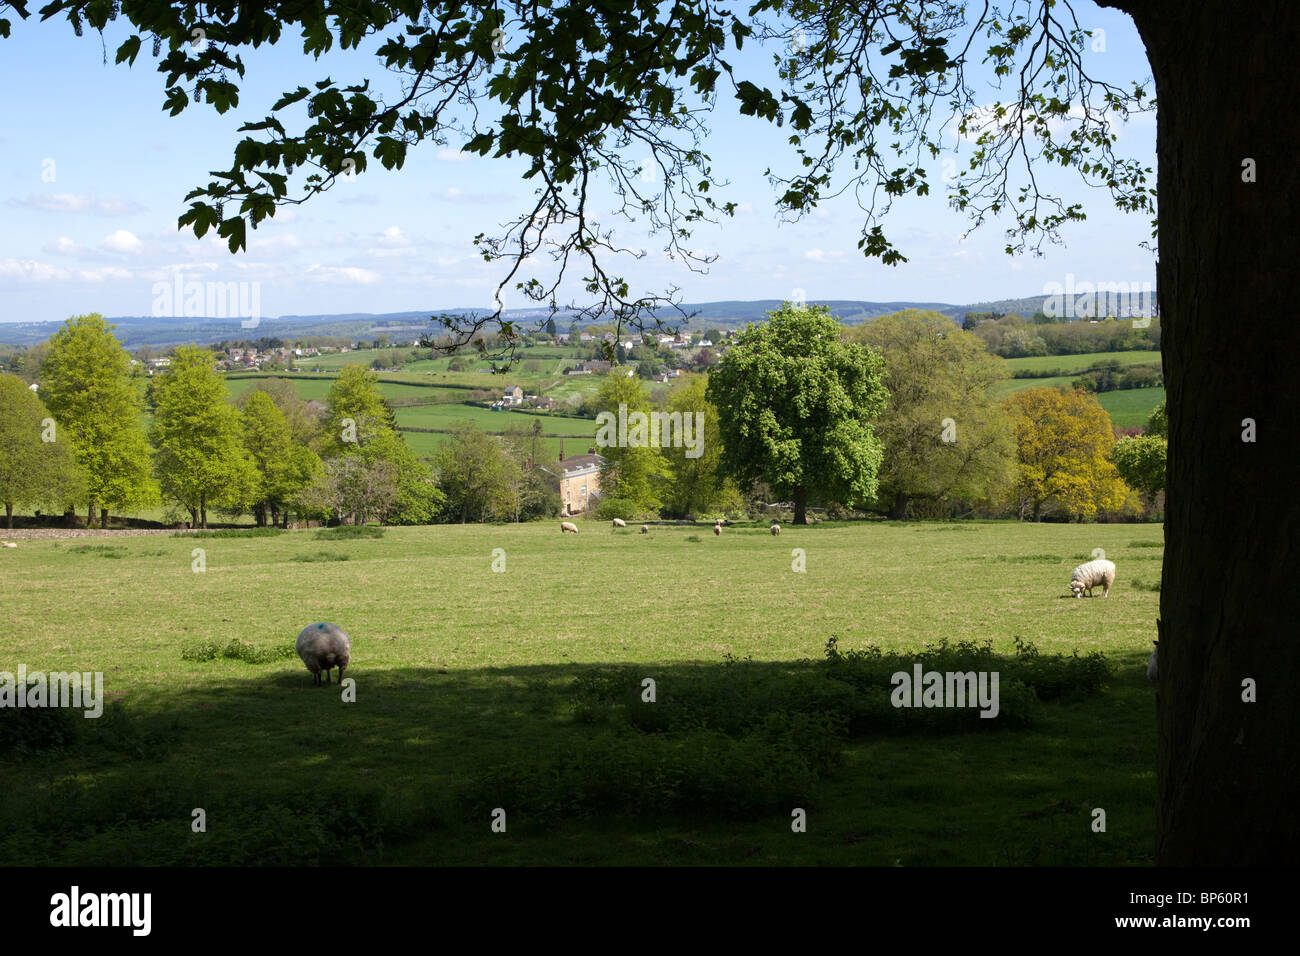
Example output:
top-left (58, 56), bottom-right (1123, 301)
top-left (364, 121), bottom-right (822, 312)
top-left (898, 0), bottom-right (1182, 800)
top-left (965, 313), bottom-right (1161, 357)
top-left (591, 305), bottom-right (1162, 524)
top-left (2, 308), bottom-right (1165, 529)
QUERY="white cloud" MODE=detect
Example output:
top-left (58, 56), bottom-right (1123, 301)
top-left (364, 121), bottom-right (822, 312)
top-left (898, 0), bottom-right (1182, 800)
top-left (0, 259), bottom-right (133, 283)
top-left (247, 233), bottom-right (304, 254)
top-left (8, 193), bottom-right (144, 216)
top-left (435, 148), bottom-right (472, 162)
top-left (0, 258), bottom-right (70, 282)
top-left (100, 229), bottom-right (143, 254)
top-left (44, 236), bottom-right (83, 256)
top-left (305, 264), bottom-right (382, 284)
top-left (803, 248), bottom-right (845, 262)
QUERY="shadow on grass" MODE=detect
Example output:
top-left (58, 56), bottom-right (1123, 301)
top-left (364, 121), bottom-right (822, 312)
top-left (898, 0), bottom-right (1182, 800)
top-left (0, 643), bottom-right (1156, 866)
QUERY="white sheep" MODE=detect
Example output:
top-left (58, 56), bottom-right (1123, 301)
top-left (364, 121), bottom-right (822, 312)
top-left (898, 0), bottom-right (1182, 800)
top-left (770, 523), bottom-right (781, 536)
top-left (1, 541), bottom-right (16, 548)
top-left (296, 622), bottom-right (351, 687)
top-left (612, 518), bottom-right (626, 529)
top-left (560, 521), bottom-right (579, 534)
top-left (640, 524), bottom-right (649, 534)
top-left (1147, 641), bottom-right (1159, 682)
top-left (713, 523), bottom-right (721, 536)
top-left (1069, 558), bottom-right (1116, 597)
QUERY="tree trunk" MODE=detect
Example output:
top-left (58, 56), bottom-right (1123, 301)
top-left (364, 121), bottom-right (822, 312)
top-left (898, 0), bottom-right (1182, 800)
top-left (890, 491), bottom-right (908, 521)
top-left (5, 502), bottom-right (11, 529)
top-left (793, 486), bottom-right (807, 525)
top-left (1120, 0), bottom-right (1300, 864)
top-left (87, 501), bottom-right (94, 527)
top-left (200, 493), bottom-right (208, 530)
top-left (99, 508), bottom-right (108, 530)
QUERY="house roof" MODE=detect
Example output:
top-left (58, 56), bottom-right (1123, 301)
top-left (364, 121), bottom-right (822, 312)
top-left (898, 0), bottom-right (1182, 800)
top-left (539, 453), bottom-right (605, 478)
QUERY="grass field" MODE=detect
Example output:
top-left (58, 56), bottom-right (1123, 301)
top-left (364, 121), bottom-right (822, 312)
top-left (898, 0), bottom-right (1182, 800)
top-left (1096, 388), bottom-right (1167, 429)
top-left (1001, 351), bottom-right (1161, 374)
top-left (993, 379), bottom-right (1165, 429)
top-left (0, 520), bottom-right (1161, 865)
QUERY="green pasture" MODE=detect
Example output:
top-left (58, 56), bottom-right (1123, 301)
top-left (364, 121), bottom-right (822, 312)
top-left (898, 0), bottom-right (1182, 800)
top-left (0, 520), bottom-right (1161, 865)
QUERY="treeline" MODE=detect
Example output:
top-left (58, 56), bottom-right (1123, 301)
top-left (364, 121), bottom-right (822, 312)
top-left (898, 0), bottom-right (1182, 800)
top-left (589, 306), bottom-right (1163, 525)
top-left (1, 308), bottom-right (1168, 529)
top-left (963, 313), bottom-right (1161, 357)
top-left (0, 314), bottom-right (563, 529)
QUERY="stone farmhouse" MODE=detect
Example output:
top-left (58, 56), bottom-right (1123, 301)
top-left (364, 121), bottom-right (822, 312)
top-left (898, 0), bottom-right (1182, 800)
top-left (539, 449), bottom-right (605, 516)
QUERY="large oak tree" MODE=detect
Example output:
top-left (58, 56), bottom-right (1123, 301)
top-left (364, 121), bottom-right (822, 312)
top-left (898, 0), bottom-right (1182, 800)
top-left (7, 0), bottom-right (1296, 863)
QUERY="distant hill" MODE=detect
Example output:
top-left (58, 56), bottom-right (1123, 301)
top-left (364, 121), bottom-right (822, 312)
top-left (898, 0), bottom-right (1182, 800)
top-left (0, 296), bottom-right (1064, 348)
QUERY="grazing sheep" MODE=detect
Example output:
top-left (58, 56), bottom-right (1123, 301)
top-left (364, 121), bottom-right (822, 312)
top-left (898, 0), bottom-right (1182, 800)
top-left (612, 518), bottom-right (626, 529)
top-left (560, 521), bottom-right (579, 534)
top-left (713, 523), bottom-right (721, 536)
top-left (640, 525), bottom-right (649, 534)
top-left (770, 523), bottom-right (781, 536)
top-left (1147, 641), bottom-right (1159, 683)
top-left (2, 541), bottom-right (16, 548)
top-left (1069, 558), bottom-right (1116, 598)
top-left (296, 622), bottom-right (351, 687)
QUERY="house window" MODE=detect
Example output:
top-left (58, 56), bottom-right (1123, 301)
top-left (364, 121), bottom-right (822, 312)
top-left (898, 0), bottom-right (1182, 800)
top-left (581, 485), bottom-right (587, 496)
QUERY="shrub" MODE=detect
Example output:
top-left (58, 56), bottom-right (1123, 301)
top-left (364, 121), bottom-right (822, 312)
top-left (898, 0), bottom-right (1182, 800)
top-left (594, 497), bottom-right (641, 521)
top-left (314, 524), bottom-right (385, 539)
top-left (176, 527), bottom-right (285, 538)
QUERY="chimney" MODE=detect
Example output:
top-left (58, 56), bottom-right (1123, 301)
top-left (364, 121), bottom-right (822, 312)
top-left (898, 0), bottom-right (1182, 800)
top-left (558, 439), bottom-right (565, 461)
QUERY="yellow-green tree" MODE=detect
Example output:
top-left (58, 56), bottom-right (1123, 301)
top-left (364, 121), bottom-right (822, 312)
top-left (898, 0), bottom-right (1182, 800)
top-left (845, 310), bottom-right (1015, 518)
top-left (592, 370), bottom-right (666, 512)
top-left (1002, 386), bottom-right (1129, 521)
top-left (0, 373), bottom-right (86, 528)
top-left (150, 346), bottom-right (258, 528)
top-left (656, 375), bottom-right (740, 517)
top-left (39, 314), bottom-right (158, 527)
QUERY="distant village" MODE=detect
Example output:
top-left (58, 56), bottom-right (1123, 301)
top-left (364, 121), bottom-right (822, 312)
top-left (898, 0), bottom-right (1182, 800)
top-left (118, 324), bottom-right (741, 414)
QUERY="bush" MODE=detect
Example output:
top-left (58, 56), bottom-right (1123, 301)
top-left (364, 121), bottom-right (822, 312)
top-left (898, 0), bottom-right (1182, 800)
top-left (594, 497), bottom-right (641, 521)
top-left (314, 524), bottom-right (385, 539)
top-left (0, 703), bottom-right (80, 755)
top-left (175, 527), bottom-right (284, 538)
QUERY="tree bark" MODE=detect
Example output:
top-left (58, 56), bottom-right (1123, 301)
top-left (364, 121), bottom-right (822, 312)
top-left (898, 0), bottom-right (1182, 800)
top-left (1120, 0), bottom-right (1300, 864)
top-left (200, 493), bottom-right (208, 530)
top-left (793, 485), bottom-right (807, 525)
top-left (99, 508), bottom-right (108, 530)
top-left (890, 491), bottom-right (909, 520)
top-left (5, 502), bottom-right (11, 529)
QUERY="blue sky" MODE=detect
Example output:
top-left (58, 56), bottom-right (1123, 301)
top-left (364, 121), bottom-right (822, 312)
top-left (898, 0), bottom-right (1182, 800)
top-left (0, 3), bottom-right (1156, 324)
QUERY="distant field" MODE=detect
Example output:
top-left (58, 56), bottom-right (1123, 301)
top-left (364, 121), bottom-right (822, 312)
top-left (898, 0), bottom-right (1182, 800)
top-left (1097, 387), bottom-right (1166, 429)
top-left (225, 374), bottom-right (466, 405)
top-left (993, 375), bottom-right (1079, 396)
top-left (1002, 350), bottom-right (1161, 374)
top-left (0, 520), bottom-right (1161, 865)
top-left (993, 380), bottom-right (1164, 429)
top-left (394, 403), bottom-right (595, 435)
top-left (400, 430), bottom-right (579, 461)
